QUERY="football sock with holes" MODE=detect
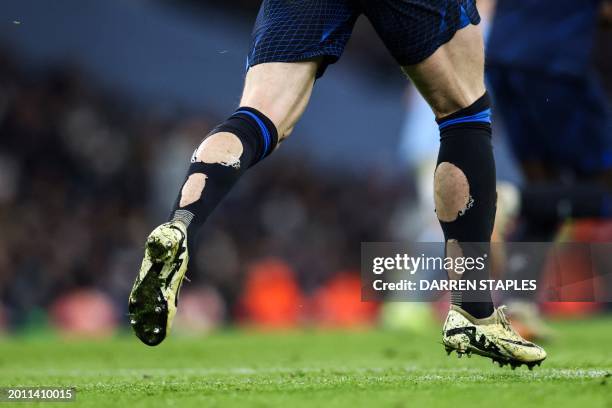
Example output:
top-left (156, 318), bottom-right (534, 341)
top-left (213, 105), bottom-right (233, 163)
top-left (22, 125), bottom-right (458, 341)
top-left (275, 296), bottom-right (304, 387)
top-left (436, 93), bottom-right (496, 319)
top-left (169, 107), bottom-right (278, 244)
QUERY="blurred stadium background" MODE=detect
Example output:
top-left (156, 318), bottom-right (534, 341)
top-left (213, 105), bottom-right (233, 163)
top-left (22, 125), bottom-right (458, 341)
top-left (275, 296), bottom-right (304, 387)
top-left (0, 0), bottom-right (611, 339)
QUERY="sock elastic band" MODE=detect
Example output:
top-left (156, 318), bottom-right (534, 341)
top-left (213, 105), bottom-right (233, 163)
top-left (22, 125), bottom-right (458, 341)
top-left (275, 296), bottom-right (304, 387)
top-left (437, 93), bottom-right (492, 131)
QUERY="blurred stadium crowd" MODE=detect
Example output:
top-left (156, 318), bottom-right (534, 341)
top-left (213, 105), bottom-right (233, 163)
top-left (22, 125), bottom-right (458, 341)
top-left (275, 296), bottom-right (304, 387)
top-left (0, 48), bottom-right (407, 334)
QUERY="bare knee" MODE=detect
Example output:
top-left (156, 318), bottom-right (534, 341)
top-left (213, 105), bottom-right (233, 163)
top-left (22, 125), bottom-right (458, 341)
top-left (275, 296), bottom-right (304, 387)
top-left (179, 132), bottom-right (244, 207)
top-left (193, 132), bottom-right (243, 167)
top-left (434, 162), bottom-right (472, 222)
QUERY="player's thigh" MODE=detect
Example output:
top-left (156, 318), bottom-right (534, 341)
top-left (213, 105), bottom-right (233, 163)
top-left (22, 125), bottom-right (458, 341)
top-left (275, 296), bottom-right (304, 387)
top-left (401, 24), bottom-right (486, 118)
top-left (243, 0), bottom-right (359, 141)
top-left (363, 0), bottom-right (485, 117)
top-left (240, 60), bottom-right (319, 141)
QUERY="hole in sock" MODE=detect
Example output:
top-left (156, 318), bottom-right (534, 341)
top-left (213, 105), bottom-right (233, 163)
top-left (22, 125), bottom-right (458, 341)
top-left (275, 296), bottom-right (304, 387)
top-left (194, 132), bottom-right (243, 168)
top-left (434, 162), bottom-right (472, 222)
top-left (179, 173), bottom-right (207, 207)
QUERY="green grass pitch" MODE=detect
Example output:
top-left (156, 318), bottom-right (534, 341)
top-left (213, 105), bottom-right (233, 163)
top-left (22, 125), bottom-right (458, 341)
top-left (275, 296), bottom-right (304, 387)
top-left (1, 317), bottom-right (611, 407)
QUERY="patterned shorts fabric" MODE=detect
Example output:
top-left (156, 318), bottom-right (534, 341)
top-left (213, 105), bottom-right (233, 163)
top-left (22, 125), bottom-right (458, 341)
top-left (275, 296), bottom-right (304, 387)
top-left (247, 0), bottom-right (480, 77)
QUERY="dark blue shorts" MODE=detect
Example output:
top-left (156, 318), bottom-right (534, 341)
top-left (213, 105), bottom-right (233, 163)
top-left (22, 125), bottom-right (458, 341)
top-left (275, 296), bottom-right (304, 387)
top-left (247, 0), bottom-right (480, 77)
top-left (487, 66), bottom-right (612, 175)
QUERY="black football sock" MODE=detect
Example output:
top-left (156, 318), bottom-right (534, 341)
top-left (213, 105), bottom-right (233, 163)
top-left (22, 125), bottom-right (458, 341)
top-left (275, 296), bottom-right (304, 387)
top-left (169, 107), bottom-right (278, 246)
top-left (435, 93), bottom-right (496, 319)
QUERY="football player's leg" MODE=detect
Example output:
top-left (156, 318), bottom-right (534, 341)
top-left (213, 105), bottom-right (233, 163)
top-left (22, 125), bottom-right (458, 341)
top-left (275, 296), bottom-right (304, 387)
top-left (403, 24), bottom-right (495, 318)
top-left (128, 0), bottom-right (359, 346)
top-left (128, 60), bottom-right (319, 346)
top-left (364, 0), bottom-right (545, 365)
top-left (177, 60), bottom-right (318, 237)
top-left (363, 0), bottom-right (494, 317)
top-left (403, 25), bottom-right (545, 367)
